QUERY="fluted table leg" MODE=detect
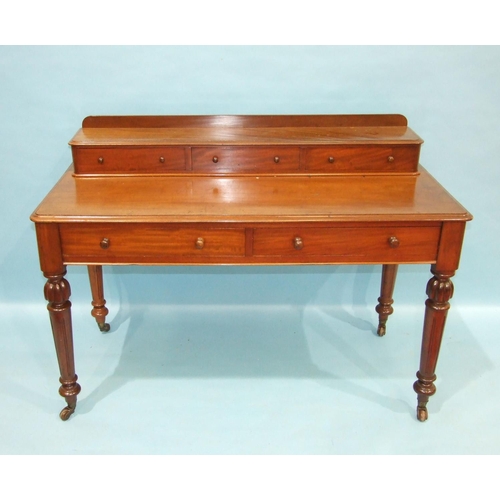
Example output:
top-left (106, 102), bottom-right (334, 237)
top-left (44, 270), bottom-right (81, 421)
top-left (413, 269), bottom-right (454, 422)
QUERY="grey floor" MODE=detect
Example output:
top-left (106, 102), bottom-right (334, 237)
top-left (1, 289), bottom-right (498, 455)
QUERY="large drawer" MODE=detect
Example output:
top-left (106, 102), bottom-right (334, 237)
top-left (72, 147), bottom-right (187, 174)
top-left (60, 224), bottom-right (246, 263)
top-left (301, 145), bottom-right (420, 173)
top-left (192, 147), bottom-right (300, 173)
top-left (252, 225), bottom-right (440, 263)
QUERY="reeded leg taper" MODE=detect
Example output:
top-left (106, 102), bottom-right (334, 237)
top-left (413, 268), bottom-right (454, 421)
top-left (44, 270), bottom-right (81, 421)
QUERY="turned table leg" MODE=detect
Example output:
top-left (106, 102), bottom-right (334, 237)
top-left (88, 265), bottom-right (110, 332)
top-left (44, 270), bottom-right (81, 421)
top-left (375, 264), bottom-right (398, 336)
top-left (413, 268), bottom-right (454, 422)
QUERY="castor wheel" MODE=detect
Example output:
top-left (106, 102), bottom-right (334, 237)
top-left (98, 322), bottom-right (110, 333)
top-left (416, 405), bottom-right (428, 422)
top-left (377, 323), bottom-right (386, 337)
top-left (59, 404), bottom-right (76, 421)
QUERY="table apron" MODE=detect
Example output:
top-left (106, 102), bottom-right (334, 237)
top-left (58, 222), bottom-right (441, 265)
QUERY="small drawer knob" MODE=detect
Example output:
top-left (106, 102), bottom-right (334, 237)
top-left (159, 156), bottom-right (165, 163)
top-left (328, 156), bottom-right (335, 163)
top-left (388, 236), bottom-right (399, 248)
top-left (100, 238), bottom-right (110, 250)
top-left (293, 236), bottom-right (303, 250)
top-left (274, 156), bottom-right (280, 163)
top-left (195, 237), bottom-right (205, 250)
top-left (212, 156), bottom-right (219, 163)
top-left (98, 157), bottom-right (104, 164)
top-left (387, 156), bottom-right (395, 163)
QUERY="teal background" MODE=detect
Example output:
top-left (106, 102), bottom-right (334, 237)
top-left (1, 46), bottom-right (499, 456)
top-left (0, 46), bottom-right (497, 309)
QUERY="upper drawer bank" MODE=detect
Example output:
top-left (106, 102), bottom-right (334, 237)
top-left (69, 115), bottom-right (423, 175)
top-left (72, 144), bottom-right (420, 175)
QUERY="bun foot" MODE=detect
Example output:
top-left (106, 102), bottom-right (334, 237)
top-left (416, 405), bottom-right (428, 422)
top-left (98, 322), bottom-right (110, 333)
top-left (377, 323), bottom-right (386, 337)
top-left (59, 404), bottom-right (76, 421)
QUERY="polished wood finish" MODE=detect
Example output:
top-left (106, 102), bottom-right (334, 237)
top-left (35, 224), bottom-right (80, 420)
top-left (44, 270), bottom-right (80, 421)
top-left (192, 147), bottom-right (300, 173)
top-left (414, 270), bottom-right (454, 422)
top-left (376, 264), bottom-right (399, 336)
top-left (60, 223), bottom-right (247, 263)
top-left (302, 145), bottom-right (419, 173)
top-left (71, 114), bottom-right (423, 176)
top-left (87, 265), bottom-right (110, 332)
top-left (412, 220), bottom-right (467, 421)
top-left (251, 225), bottom-right (440, 262)
top-left (81, 114), bottom-right (411, 128)
top-left (31, 168), bottom-right (467, 222)
top-left (31, 115), bottom-right (472, 422)
top-left (57, 222), bottom-right (440, 265)
top-left (73, 146), bottom-right (187, 174)
top-left (71, 116), bottom-right (421, 149)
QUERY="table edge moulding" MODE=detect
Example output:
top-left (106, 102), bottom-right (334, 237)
top-left (30, 114), bottom-right (472, 422)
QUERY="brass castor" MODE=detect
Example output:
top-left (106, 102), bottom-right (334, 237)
top-left (59, 404), bottom-right (76, 421)
top-left (416, 405), bottom-right (428, 422)
top-left (98, 322), bottom-right (110, 333)
top-left (377, 323), bottom-right (386, 337)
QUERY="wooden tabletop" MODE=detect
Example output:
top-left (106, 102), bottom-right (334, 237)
top-left (31, 166), bottom-right (471, 224)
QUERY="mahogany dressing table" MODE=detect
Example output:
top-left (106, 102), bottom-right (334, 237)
top-left (30, 114), bottom-right (472, 422)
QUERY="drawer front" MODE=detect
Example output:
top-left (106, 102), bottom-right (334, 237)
top-left (302, 145), bottom-right (420, 173)
top-left (72, 147), bottom-right (187, 174)
top-left (252, 225), bottom-right (440, 263)
top-left (192, 147), bottom-right (300, 173)
top-left (60, 224), bottom-right (246, 263)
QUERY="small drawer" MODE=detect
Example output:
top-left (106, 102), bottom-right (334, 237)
top-left (253, 225), bottom-right (440, 263)
top-left (302, 145), bottom-right (420, 173)
top-left (60, 224), bottom-right (246, 263)
top-left (192, 147), bottom-right (300, 173)
top-left (72, 147), bottom-right (187, 174)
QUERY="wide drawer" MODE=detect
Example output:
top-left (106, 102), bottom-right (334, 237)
top-left (72, 147), bottom-right (187, 174)
top-left (60, 224), bottom-right (246, 263)
top-left (302, 145), bottom-right (420, 173)
top-left (252, 225), bottom-right (440, 262)
top-left (192, 147), bottom-right (300, 173)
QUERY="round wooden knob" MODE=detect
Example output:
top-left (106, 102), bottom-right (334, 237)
top-left (100, 238), bottom-right (110, 249)
top-left (388, 236), bottom-right (399, 248)
top-left (212, 156), bottom-right (219, 163)
top-left (328, 156), bottom-right (335, 163)
top-left (387, 156), bottom-right (395, 163)
top-left (159, 156), bottom-right (165, 163)
top-left (195, 237), bottom-right (205, 250)
top-left (274, 156), bottom-right (280, 163)
top-left (293, 236), bottom-right (303, 250)
top-left (98, 157), bottom-right (104, 164)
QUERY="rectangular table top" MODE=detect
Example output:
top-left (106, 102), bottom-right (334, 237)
top-left (31, 166), bottom-right (472, 225)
